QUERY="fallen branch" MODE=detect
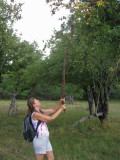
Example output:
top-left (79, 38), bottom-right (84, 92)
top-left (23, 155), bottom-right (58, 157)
top-left (71, 112), bottom-right (103, 128)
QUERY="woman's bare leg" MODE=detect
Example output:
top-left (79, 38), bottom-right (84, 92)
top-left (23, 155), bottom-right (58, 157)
top-left (46, 151), bottom-right (54, 160)
top-left (35, 154), bottom-right (45, 160)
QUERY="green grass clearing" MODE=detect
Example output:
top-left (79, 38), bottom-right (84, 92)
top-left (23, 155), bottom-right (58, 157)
top-left (0, 100), bottom-right (120, 160)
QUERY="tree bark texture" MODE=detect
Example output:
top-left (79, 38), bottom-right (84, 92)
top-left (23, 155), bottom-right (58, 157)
top-left (98, 84), bottom-right (110, 122)
top-left (8, 94), bottom-right (16, 116)
top-left (84, 87), bottom-right (94, 115)
top-left (71, 83), bottom-right (112, 128)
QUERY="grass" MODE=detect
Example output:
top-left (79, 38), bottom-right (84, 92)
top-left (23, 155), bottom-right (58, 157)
top-left (0, 99), bottom-right (120, 160)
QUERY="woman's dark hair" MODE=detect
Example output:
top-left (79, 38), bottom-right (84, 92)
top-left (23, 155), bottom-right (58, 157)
top-left (27, 97), bottom-right (35, 114)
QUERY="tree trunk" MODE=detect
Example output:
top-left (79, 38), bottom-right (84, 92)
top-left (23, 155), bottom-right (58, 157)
top-left (0, 71), bottom-right (2, 83)
top-left (88, 96), bottom-right (94, 115)
top-left (8, 94), bottom-right (16, 116)
top-left (66, 95), bottom-right (74, 104)
top-left (84, 87), bottom-right (94, 115)
top-left (91, 86), bottom-right (98, 110)
top-left (98, 85), bottom-right (110, 122)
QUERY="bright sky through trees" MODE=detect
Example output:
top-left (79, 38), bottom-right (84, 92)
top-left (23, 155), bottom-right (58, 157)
top-left (13, 0), bottom-right (69, 56)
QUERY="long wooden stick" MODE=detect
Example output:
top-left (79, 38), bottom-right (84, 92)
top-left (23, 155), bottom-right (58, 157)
top-left (61, 15), bottom-right (74, 105)
top-left (112, 59), bottom-right (120, 72)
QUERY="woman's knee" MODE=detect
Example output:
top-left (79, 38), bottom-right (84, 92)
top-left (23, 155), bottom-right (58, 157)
top-left (46, 151), bottom-right (54, 160)
top-left (35, 154), bottom-right (45, 160)
top-left (50, 154), bottom-right (54, 160)
top-left (47, 155), bottom-right (54, 160)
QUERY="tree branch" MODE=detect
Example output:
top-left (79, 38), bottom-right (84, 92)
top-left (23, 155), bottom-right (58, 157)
top-left (71, 112), bottom-right (103, 128)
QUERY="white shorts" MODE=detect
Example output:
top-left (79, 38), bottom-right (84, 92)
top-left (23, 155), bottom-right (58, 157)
top-left (33, 135), bottom-right (53, 154)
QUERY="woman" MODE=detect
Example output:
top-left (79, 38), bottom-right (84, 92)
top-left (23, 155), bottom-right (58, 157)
top-left (27, 97), bottom-right (66, 160)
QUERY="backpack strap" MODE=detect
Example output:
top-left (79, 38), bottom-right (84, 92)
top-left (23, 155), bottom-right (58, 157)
top-left (32, 110), bottom-right (42, 137)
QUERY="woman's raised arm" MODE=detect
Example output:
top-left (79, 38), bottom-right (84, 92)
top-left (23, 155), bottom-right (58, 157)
top-left (41, 98), bottom-right (65, 115)
top-left (33, 104), bottom-right (66, 122)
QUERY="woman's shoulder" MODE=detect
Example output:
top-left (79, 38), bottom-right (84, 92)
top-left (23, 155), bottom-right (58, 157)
top-left (31, 112), bottom-right (38, 121)
top-left (32, 110), bottom-right (43, 121)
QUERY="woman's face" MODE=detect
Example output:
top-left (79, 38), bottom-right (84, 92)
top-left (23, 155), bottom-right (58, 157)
top-left (33, 99), bottom-right (41, 107)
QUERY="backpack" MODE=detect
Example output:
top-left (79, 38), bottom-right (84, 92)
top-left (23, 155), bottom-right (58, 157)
top-left (23, 110), bottom-right (42, 142)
